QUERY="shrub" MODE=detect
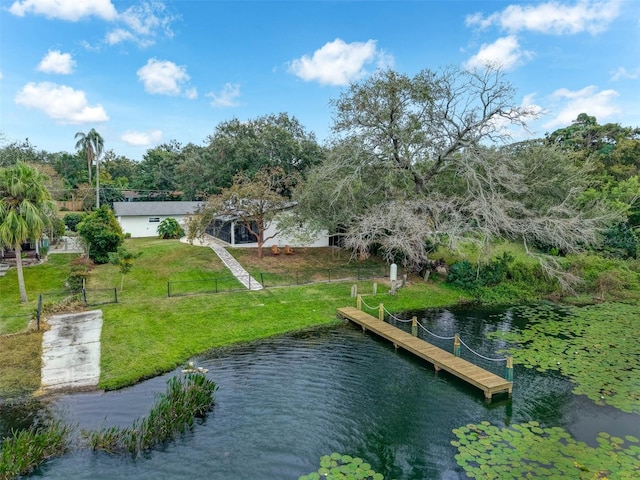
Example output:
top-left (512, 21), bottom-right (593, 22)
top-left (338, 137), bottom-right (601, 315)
top-left (76, 206), bottom-right (124, 264)
top-left (157, 218), bottom-right (185, 239)
top-left (448, 260), bottom-right (479, 290)
top-left (598, 222), bottom-right (638, 259)
top-left (49, 216), bottom-right (66, 240)
top-left (448, 253), bottom-right (513, 290)
top-left (63, 212), bottom-right (86, 232)
top-left (66, 256), bottom-right (94, 291)
top-left (567, 253), bottom-right (640, 300)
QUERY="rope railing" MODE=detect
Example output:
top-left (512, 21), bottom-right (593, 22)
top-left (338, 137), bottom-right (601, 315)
top-left (458, 337), bottom-right (507, 362)
top-left (383, 306), bottom-right (413, 323)
top-left (416, 320), bottom-right (456, 340)
top-left (356, 295), bottom-right (510, 371)
top-left (359, 296), bottom-right (379, 311)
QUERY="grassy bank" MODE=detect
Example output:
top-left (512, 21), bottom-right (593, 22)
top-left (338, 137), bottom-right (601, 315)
top-left (0, 239), bottom-right (469, 394)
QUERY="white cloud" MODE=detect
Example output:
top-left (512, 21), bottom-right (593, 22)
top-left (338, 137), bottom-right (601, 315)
top-left (105, 28), bottom-right (135, 45)
top-left (484, 92), bottom-right (545, 140)
top-left (543, 85), bottom-right (620, 129)
top-left (106, 1), bottom-right (176, 48)
top-left (521, 93), bottom-right (546, 118)
top-left (15, 81), bottom-right (109, 124)
top-left (121, 129), bottom-right (163, 146)
top-left (206, 83), bottom-right (241, 107)
top-left (610, 66), bottom-right (640, 81)
top-left (137, 58), bottom-right (195, 97)
top-left (288, 38), bottom-right (389, 86)
top-left (465, 35), bottom-right (532, 71)
top-left (9, 0), bottom-right (117, 21)
top-left (466, 0), bottom-right (621, 35)
top-left (37, 50), bottom-right (75, 74)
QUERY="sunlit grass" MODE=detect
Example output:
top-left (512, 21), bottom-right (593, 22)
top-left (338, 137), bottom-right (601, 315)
top-left (0, 254), bottom-right (77, 334)
top-left (0, 331), bottom-right (42, 398)
top-left (98, 279), bottom-right (465, 390)
top-left (431, 239), bottom-right (541, 266)
top-left (1, 237), bottom-right (471, 392)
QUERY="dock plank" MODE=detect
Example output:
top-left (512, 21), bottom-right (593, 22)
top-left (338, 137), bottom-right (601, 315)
top-left (338, 307), bottom-right (512, 399)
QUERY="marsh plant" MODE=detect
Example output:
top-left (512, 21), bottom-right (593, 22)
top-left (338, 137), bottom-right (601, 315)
top-left (85, 373), bottom-right (216, 455)
top-left (0, 420), bottom-right (71, 480)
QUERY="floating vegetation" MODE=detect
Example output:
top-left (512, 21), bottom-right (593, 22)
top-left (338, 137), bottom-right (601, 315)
top-left (488, 303), bottom-right (640, 413)
top-left (299, 453), bottom-right (385, 480)
top-left (452, 421), bottom-right (640, 479)
top-left (0, 420), bottom-right (71, 480)
top-left (85, 373), bottom-right (216, 455)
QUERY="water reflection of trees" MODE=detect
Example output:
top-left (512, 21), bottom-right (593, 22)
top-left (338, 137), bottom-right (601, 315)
top-left (0, 398), bottom-right (54, 438)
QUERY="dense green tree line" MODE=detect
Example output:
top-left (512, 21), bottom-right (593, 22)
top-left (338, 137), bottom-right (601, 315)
top-left (1, 67), bottom-right (639, 279)
top-left (0, 113), bottom-right (323, 207)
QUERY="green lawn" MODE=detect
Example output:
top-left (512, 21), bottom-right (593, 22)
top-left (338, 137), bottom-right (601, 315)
top-left (0, 254), bottom-right (77, 334)
top-left (0, 238), bottom-right (469, 393)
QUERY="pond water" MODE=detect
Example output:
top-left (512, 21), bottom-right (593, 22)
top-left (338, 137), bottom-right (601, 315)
top-left (1, 304), bottom-right (637, 479)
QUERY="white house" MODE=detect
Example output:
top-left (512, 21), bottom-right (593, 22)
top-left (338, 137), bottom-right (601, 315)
top-left (206, 211), bottom-right (329, 248)
top-left (112, 201), bottom-right (331, 247)
top-left (113, 201), bottom-right (202, 238)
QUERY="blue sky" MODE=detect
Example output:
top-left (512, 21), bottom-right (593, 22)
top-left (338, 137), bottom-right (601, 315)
top-left (1, 0), bottom-right (639, 161)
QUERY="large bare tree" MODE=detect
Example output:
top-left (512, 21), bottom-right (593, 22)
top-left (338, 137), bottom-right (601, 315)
top-left (296, 66), bottom-right (617, 285)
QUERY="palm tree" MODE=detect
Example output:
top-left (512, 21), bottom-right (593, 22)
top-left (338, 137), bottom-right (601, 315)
top-left (0, 162), bottom-right (54, 303)
top-left (74, 128), bottom-right (104, 185)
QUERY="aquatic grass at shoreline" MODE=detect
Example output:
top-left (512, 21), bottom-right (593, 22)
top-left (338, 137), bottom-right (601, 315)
top-left (0, 420), bottom-right (71, 480)
top-left (85, 373), bottom-right (216, 455)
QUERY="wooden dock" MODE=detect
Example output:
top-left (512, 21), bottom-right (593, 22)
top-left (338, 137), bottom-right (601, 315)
top-left (337, 307), bottom-right (512, 400)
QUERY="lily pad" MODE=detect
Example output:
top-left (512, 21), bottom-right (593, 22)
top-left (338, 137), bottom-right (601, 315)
top-left (452, 422), bottom-right (640, 479)
top-left (488, 303), bottom-right (640, 413)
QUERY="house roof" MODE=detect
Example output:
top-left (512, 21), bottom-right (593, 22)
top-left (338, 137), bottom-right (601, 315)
top-left (113, 201), bottom-right (203, 217)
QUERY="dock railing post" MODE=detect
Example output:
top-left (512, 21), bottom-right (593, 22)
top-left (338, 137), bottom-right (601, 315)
top-left (356, 294), bottom-right (362, 310)
top-left (411, 316), bottom-right (417, 337)
top-left (454, 334), bottom-right (461, 357)
top-left (378, 303), bottom-right (384, 322)
top-left (505, 356), bottom-right (514, 381)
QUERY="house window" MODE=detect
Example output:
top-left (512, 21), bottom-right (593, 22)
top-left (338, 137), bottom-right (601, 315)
top-left (149, 217), bottom-right (160, 223)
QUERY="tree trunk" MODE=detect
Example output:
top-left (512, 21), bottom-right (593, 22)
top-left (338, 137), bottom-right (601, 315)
top-left (15, 243), bottom-right (28, 303)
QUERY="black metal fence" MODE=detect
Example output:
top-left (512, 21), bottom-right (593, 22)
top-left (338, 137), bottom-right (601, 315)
top-left (33, 288), bottom-right (119, 329)
top-left (258, 264), bottom-right (388, 288)
top-left (167, 275), bottom-right (247, 297)
top-left (38, 288), bottom-right (118, 308)
top-left (82, 288), bottom-right (119, 306)
top-left (167, 265), bottom-right (389, 297)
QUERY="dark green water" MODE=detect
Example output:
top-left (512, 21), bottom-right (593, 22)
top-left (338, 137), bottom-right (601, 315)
top-left (1, 305), bottom-right (637, 479)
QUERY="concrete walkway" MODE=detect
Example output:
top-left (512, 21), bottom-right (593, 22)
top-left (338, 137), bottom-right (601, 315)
top-left (41, 310), bottom-right (102, 392)
top-left (183, 235), bottom-right (263, 290)
top-left (49, 235), bottom-right (84, 254)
